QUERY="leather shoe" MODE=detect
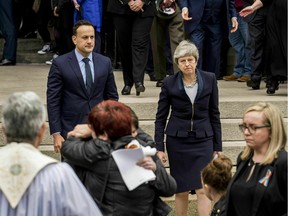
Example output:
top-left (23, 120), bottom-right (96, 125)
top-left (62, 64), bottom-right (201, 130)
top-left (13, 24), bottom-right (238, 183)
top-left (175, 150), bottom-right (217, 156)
top-left (0, 59), bottom-right (16, 66)
top-left (266, 80), bottom-right (279, 95)
top-left (247, 79), bottom-right (260, 90)
top-left (121, 85), bottom-right (132, 95)
top-left (156, 80), bottom-right (164, 87)
top-left (237, 76), bottom-right (250, 82)
top-left (135, 82), bottom-right (145, 96)
top-left (148, 73), bottom-right (157, 81)
top-left (223, 74), bottom-right (238, 81)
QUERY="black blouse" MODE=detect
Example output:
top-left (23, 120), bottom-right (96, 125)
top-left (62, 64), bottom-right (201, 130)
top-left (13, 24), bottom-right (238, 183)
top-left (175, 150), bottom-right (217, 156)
top-left (230, 160), bottom-right (265, 215)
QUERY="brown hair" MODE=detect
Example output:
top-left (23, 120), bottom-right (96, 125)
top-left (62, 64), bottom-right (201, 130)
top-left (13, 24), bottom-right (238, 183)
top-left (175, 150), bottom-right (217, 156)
top-left (88, 100), bottom-right (132, 141)
top-left (130, 108), bottom-right (139, 130)
top-left (201, 155), bottom-right (233, 193)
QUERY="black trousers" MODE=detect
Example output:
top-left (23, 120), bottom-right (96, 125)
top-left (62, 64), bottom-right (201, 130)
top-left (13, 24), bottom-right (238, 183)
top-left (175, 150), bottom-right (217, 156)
top-left (0, 0), bottom-right (17, 61)
top-left (248, 7), bottom-right (268, 79)
top-left (55, 3), bottom-right (74, 55)
top-left (37, 0), bottom-right (53, 43)
top-left (113, 14), bottom-right (154, 86)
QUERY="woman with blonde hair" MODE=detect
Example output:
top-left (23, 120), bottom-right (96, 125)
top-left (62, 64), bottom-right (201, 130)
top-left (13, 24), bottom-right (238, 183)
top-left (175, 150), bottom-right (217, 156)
top-left (225, 102), bottom-right (287, 216)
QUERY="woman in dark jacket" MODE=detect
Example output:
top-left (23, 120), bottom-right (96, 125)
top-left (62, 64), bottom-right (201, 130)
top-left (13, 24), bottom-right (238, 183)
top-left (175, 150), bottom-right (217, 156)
top-left (155, 40), bottom-right (222, 215)
top-left (62, 100), bottom-right (176, 216)
top-left (225, 102), bottom-right (287, 216)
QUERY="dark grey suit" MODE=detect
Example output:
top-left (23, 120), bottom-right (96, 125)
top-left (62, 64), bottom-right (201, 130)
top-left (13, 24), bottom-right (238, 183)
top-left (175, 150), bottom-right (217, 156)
top-left (154, 69), bottom-right (222, 192)
top-left (155, 69), bottom-right (222, 151)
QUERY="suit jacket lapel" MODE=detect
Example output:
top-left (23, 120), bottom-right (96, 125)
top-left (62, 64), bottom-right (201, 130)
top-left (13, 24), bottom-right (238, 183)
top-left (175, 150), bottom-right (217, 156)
top-left (90, 53), bottom-right (98, 95)
top-left (69, 52), bottom-right (89, 95)
top-left (195, 69), bottom-right (203, 101)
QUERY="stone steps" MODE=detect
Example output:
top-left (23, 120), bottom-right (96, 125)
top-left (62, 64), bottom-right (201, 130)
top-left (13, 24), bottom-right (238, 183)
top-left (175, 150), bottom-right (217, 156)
top-left (1, 38), bottom-right (287, 166)
top-left (1, 38), bottom-right (235, 72)
top-left (0, 65), bottom-right (287, 165)
top-left (0, 38), bottom-right (55, 64)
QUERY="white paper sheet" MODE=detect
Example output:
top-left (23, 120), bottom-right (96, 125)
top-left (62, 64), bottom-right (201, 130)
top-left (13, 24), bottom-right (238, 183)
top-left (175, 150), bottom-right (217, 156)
top-left (112, 148), bottom-right (156, 191)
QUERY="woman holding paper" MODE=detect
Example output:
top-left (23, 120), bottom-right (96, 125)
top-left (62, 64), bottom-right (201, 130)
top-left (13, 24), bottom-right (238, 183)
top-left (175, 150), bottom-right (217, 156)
top-left (61, 100), bottom-right (176, 215)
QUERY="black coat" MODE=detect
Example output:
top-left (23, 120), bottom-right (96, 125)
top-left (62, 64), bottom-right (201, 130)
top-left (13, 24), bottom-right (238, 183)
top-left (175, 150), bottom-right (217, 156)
top-left (210, 195), bottom-right (226, 216)
top-left (225, 150), bottom-right (287, 216)
top-left (61, 135), bottom-right (177, 216)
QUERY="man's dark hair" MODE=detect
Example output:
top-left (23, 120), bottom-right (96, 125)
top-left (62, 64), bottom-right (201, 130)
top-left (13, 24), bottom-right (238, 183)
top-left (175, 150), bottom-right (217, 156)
top-left (73, 20), bottom-right (94, 36)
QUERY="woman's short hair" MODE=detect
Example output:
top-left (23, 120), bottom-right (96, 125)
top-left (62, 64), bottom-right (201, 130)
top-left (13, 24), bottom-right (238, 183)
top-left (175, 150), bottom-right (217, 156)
top-left (2, 91), bottom-right (46, 144)
top-left (201, 154), bottom-right (233, 193)
top-left (88, 100), bottom-right (132, 141)
top-left (173, 40), bottom-right (199, 65)
top-left (241, 102), bottom-right (287, 164)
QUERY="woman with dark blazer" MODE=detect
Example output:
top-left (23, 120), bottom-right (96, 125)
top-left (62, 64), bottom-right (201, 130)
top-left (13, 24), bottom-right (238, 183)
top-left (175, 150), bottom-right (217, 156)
top-left (107, 0), bottom-right (156, 96)
top-left (225, 102), bottom-right (287, 216)
top-left (155, 40), bottom-right (222, 216)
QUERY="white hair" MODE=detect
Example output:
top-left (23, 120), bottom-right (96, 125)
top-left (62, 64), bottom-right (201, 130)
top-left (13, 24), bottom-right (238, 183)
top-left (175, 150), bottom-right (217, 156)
top-left (2, 91), bottom-right (46, 143)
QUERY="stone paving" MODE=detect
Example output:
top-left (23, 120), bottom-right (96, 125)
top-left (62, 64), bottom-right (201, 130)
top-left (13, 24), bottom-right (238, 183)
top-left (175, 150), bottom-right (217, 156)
top-left (0, 64), bottom-right (287, 104)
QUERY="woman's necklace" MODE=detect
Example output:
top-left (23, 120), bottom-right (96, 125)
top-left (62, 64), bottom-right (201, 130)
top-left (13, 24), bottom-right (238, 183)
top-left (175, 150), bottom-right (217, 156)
top-left (183, 74), bottom-right (197, 88)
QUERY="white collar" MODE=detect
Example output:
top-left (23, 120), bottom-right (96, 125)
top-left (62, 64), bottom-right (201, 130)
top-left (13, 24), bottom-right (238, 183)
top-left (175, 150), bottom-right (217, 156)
top-left (0, 143), bottom-right (57, 208)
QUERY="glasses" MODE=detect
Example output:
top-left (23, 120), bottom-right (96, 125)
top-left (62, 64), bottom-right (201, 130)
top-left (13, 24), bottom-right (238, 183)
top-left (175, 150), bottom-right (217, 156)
top-left (238, 124), bottom-right (271, 134)
top-left (178, 58), bottom-right (196, 65)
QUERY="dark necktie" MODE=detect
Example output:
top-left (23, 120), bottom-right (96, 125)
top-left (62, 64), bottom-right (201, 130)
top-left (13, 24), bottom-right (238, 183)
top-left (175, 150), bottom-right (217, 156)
top-left (82, 58), bottom-right (93, 94)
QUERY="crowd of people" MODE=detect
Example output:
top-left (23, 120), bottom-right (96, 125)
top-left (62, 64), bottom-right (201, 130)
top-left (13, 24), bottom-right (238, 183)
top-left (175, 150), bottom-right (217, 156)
top-left (0, 0), bottom-right (286, 95)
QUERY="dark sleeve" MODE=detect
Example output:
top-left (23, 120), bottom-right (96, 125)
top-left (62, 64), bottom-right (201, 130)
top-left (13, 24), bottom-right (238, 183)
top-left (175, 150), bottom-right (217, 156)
top-left (228, 0), bottom-right (237, 18)
top-left (154, 80), bottom-right (171, 151)
top-left (46, 60), bottom-right (63, 135)
top-left (136, 128), bottom-right (156, 148)
top-left (61, 137), bottom-right (111, 168)
top-left (149, 156), bottom-right (177, 197)
top-left (103, 58), bottom-right (119, 101)
top-left (260, 0), bottom-right (272, 6)
top-left (53, 0), bottom-right (58, 8)
top-left (209, 73), bottom-right (222, 151)
top-left (177, 0), bottom-right (187, 9)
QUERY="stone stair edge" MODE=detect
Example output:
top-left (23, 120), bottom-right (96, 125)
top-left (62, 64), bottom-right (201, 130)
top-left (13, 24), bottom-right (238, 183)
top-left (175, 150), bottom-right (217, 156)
top-left (0, 100), bottom-right (287, 119)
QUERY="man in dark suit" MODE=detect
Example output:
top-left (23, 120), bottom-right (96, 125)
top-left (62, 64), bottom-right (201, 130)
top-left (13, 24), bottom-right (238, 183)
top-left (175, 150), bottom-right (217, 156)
top-left (0, 0), bottom-right (17, 66)
top-left (47, 20), bottom-right (119, 153)
top-left (177, 0), bottom-right (238, 79)
top-left (107, 0), bottom-right (156, 96)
